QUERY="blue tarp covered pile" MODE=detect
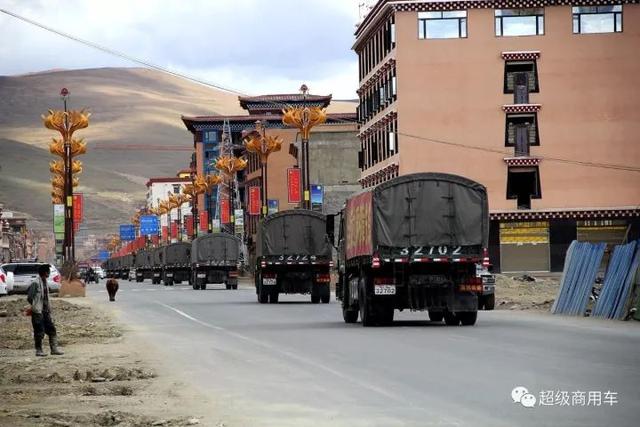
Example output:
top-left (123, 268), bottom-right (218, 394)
top-left (592, 241), bottom-right (640, 319)
top-left (552, 240), bottom-right (640, 319)
top-left (551, 241), bottom-right (606, 316)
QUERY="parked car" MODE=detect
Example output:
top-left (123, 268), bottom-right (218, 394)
top-left (0, 263), bottom-right (61, 294)
top-left (0, 266), bottom-right (10, 296)
top-left (94, 266), bottom-right (106, 279)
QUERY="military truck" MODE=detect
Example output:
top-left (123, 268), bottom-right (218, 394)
top-left (120, 254), bottom-right (135, 280)
top-left (134, 249), bottom-right (154, 283)
top-left (255, 210), bottom-right (332, 304)
top-left (162, 242), bottom-right (191, 286)
top-left (191, 233), bottom-right (241, 290)
top-left (333, 173), bottom-right (489, 326)
top-left (151, 247), bottom-right (164, 284)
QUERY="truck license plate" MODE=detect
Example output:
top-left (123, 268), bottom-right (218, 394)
top-left (197, 273), bottom-right (206, 278)
top-left (263, 278), bottom-right (277, 286)
top-left (374, 285), bottom-right (396, 295)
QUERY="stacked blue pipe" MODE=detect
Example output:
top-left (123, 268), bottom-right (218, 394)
top-left (593, 241), bottom-right (640, 319)
top-left (551, 241), bottom-right (606, 316)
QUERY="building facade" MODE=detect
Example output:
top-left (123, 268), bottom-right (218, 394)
top-left (182, 94), bottom-right (360, 244)
top-left (355, 0), bottom-right (640, 272)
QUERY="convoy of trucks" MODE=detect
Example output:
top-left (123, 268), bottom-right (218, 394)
top-left (105, 172), bottom-right (491, 325)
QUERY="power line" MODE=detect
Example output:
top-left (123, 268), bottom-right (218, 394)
top-left (0, 8), bottom-right (245, 96)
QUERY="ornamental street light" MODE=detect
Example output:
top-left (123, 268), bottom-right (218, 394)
top-left (243, 120), bottom-right (283, 217)
top-left (214, 155), bottom-right (247, 233)
top-left (282, 84), bottom-right (327, 209)
top-left (43, 88), bottom-right (90, 263)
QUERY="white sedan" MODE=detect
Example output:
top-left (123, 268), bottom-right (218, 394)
top-left (0, 263), bottom-right (61, 294)
top-left (0, 266), bottom-right (10, 296)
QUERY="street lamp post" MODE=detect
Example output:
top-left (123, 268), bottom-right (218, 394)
top-left (282, 84), bottom-right (327, 210)
top-left (244, 121), bottom-right (283, 217)
top-left (214, 155), bottom-right (247, 233)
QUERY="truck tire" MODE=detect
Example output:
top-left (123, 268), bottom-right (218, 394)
top-left (225, 283), bottom-right (231, 290)
top-left (258, 285), bottom-right (269, 304)
top-left (483, 294), bottom-right (495, 310)
top-left (321, 294), bottom-right (330, 304)
top-left (429, 311), bottom-right (444, 322)
top-left (311, 295), bottom-right (320, 304)
top-left (232, 284), bottom-right (238, 290)
top-left (444, 311), bottom-right (459, 326)
top-left (165, 278), bottom-right (173, 287)
top-left (358, 282), bottom-right (376, 327)
top-left (192, 281), bottom-right (198, 290)
top-left (269, 291), bottom-right (279, 304)
top-left (378, 304), bottom-right (394, 326)
top-left (458, 311), bottom-right (478, 326)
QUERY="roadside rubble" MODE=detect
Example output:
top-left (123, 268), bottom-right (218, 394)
top-left (0, 297), bottom-right (205, 427)
top-left (494, 274), bottom-right (559, 311)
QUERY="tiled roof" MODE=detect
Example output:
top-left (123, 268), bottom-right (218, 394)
top-left (145, 177), bottom-right (191, 187)
top-left (182, 113), bottom-right (357, 133)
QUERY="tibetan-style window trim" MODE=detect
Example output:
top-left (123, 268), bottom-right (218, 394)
top-left (501, 51), bottom-right (541, 61)
top-left (502, 104), bottom-right (542, 114)
top-left (490, 207), bottom-right (640, 221)
top-left (359, 111), bottom-right (398, 138)
top-left (358, 58), bottom-right (397, 94)
top-left (503, 156), bottom-right (541, 166)
top-left (359, 163), bottom-right (399, 188)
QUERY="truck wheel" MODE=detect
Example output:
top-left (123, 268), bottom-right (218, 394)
top-left (225, 283), bottom-right (231, 290)
top-left (343, 306), bottom-right (359, 323)
top-left (429, 311), bottom-right (444, 322)
top-left (484, 294), bottom-right (495, 311)
top-left (444, 311), bottom-right (460, 326)
top-left (192, 282), bottom-right (198, 290)
top-left (311, 295), bottom-right (320, 304)
top-left (321, 294), bottom-right (330, 304)
top-left (458, 311), bottom-right (478, 326)
top-left (258, 285), bottom-right (269, 304)
top-left (269, 291), bottom-right (279, 304)
top-left (378, 304), bottom-right (394, 326)
top-left (232, 284), bottom-right (238, 290)
top-left (165, 278), bottom-right (173, 287)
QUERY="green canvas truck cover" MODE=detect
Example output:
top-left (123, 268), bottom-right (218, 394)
top-left (257, 210), bottom-right (332, 257)
top-left (191, 233), bottom-right (241, 264)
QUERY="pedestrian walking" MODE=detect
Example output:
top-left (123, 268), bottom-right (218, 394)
top-left (27, 264), bottom-right (64, 357)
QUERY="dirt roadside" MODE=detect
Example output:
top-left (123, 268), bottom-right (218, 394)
top-left (0, 296), bottom-right (219, 427)
top-left (494, 274), bottom-right (559, 311)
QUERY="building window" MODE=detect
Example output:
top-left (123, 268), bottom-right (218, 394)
top-left (507, 167), bottom-right (541, 209)
top-left (418, 11), bottom-right (467, 39)
top-left (573, 5), bottom-right (622, 34)
top-left (506, 114), bottom-right (539, 155)
top-left (504, 61), bottom-right (539, 100)
top-left (203, 130), bottom-right (219, 143)
top-left (495, 8), bottom-right (544, 37)
top-left (173, 184), bottom-right (180, 194)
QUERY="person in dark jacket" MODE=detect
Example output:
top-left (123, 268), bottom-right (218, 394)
top-left (27, 264), bottom-right (64, 357)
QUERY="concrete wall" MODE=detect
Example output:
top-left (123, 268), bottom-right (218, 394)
top-left (393, 5), bottom-right (640, 212)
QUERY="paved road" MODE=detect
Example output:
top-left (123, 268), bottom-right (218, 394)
top-left (88, 280), bottom-right (640, 427)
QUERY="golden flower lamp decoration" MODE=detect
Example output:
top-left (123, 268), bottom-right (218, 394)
top-left (244, 126), bottom-right (283, 216)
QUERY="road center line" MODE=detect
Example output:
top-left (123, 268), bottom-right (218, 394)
top-left (155, 301), bottom-right (409, 405)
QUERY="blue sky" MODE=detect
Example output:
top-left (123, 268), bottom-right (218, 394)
top-left (0, 0), bottom-right (364, 98)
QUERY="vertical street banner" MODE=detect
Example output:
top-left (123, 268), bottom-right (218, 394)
top-left (221, 198), bottom-right (230, 224)
top-left (234, 209), bottom-right (244, 235)
top-left (162, 226), bottom-right (168, 242)
top-left (171, 221), bottom-right (178, 239)
top-left (199, 211), bottom-right (209, 232)
top-left (249, 186), bottom-right (261, 216)
top-left (72, 193), bottom-right (83, 224)
top-left (311, 185), bottom-right (324, 212)
top-left (287, 168), bottom-right (301, 204)
top-left (53, 204), bottom-right (64, 235)
top-left (267, 199), bottom-right (279, 215)
top-left (211, 219), bottom-right (221, 233)
top-left (185, 215), bottom-right (193, 237)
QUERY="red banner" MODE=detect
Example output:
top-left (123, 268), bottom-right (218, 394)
top-left (151, 235), bottom-right (159, 246)
top-left (287, 168), bottom-right (301, 204)
top-left (249, 186), bottom-right (261, 216)
top-left (221, 198), bottom-right (230, 224)
top-left (345, 191), bottom-right (374, 259)
top-left (199, 211), bottom-right (209, 232)
top-left (162, 226), bottom-right (168, 242)
top-left (73, 193), bottom-right (83, 223)
top-left (171, 221), bottom-right (178, 239)
top-left (185, 215), bottom-right (193, 236)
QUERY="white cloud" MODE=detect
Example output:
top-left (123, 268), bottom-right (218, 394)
top-left (0, 0), bottom-right (361, 98)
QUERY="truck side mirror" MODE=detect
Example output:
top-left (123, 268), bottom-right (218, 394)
top-left (325, 214), bottom-right (335, 246)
